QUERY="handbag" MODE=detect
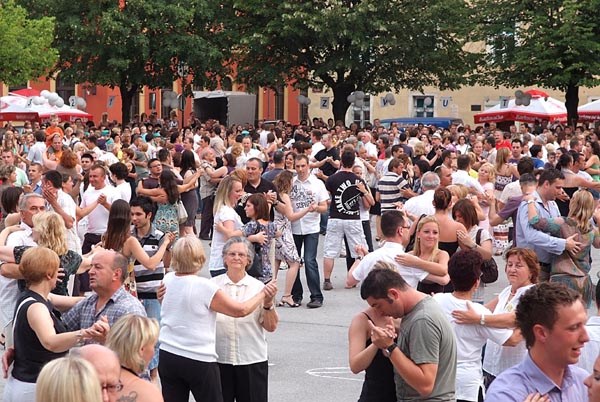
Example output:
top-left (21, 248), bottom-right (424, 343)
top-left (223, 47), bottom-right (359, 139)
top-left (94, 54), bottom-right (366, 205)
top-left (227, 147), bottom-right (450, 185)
top-left (176, 200), bottom-right (188, 224)
top-left (476, 229), bottom-right (499, 284)
top-left (246, 222), bottom-right (264, 279)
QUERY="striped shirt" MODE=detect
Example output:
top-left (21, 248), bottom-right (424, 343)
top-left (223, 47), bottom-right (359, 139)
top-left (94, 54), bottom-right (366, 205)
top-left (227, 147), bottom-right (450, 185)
top-left (132, 225), bottom-right (166, 298)
top-left (377, 171), bottom-right (408, 212)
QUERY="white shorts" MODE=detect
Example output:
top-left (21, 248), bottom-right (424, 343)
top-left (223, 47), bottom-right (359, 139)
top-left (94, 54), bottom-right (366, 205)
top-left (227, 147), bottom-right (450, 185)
top-left (323, 219), bottom-right (366, 259)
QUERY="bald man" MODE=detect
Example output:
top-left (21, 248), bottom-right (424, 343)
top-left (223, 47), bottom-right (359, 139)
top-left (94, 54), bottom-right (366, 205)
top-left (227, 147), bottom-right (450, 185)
top-left (73, 344), bottom-right (121, 402)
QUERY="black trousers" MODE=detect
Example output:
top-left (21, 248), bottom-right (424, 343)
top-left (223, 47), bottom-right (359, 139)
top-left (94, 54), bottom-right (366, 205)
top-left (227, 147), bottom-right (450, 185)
top-left (199, 195), bottom-right (215, 239)
top-left (218, 361), bottom-right (268, 402)
top-left (73, 233), bottom-right (102, 295)
top-left (159, 349), bottom-right (224, 402)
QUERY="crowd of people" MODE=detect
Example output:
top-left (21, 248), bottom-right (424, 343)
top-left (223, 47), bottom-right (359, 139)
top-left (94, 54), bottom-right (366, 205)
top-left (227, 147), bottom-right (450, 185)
top-left (0, 112), bottom-right (600, 401)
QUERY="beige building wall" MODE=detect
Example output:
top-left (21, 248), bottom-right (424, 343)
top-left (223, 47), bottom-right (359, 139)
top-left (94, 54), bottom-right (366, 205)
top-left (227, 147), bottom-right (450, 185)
top-left (307, 85), bottom-right (600, 126)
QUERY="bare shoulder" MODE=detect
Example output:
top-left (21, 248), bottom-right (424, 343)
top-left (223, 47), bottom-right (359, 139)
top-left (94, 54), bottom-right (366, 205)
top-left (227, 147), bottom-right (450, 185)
top-left (118, 381), bottom-right (163, 402)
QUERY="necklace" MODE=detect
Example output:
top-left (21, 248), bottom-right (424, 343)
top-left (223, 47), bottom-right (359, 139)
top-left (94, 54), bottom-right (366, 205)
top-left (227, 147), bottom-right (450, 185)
top-left (121, 366), bottom-right (139, 377)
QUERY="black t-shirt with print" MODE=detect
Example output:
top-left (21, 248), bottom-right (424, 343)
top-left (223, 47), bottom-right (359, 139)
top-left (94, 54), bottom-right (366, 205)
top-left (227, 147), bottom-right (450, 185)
top-left (325, 171), bottom-right (364, 220)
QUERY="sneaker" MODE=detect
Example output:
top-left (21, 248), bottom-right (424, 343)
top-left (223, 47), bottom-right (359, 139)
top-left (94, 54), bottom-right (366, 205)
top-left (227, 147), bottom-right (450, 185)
top-left (323, 280), bottom-right (333, 291)
top-left (307, 299), bottom-right (323, 309)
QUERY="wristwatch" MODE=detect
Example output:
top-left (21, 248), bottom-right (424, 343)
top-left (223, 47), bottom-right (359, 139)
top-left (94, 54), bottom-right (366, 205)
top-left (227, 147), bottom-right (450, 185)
top-left (382, 343), bottom-right (397, 358)
top-left (526, 199), bottom-right (535, 205)
top-left (263, 304), bottom-right (275, 311)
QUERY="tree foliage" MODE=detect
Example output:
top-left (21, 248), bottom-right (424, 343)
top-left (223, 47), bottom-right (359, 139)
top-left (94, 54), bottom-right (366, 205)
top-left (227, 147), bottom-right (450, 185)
top-left (24, 0), bottom-right (231, 123)
top-left (226, 0), bottom-right (476, 122)
top-left (0, 0), bottom-right (58, 86)
top-left (473, 0), bottom-right (600, 125)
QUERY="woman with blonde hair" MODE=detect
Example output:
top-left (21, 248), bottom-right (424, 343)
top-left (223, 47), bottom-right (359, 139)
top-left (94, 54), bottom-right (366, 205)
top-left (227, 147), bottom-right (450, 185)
top-left (0, 211), bottom-right (85, 296)
top-left (159, 235), bottom-right (277, 402)
top-left (36, 356), bottom-right (103, 402)
top-left (395, 215), bottom-right (450, 288)
top-left (523, 189), bottom-right (600, 307)
top-left (209, 175), bottom-right (246, 277)
top-left (477, 162), bottom-right (496, 231)
top-left (106, 315), bottom-right (163, 402)
top-left (494, 147), bottom-right (519, 197)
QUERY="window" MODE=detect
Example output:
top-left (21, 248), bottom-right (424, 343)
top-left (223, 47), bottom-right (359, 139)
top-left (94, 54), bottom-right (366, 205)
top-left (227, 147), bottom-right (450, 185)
top-left (412, 96), bottom-right (434, 117)
top-left (130, 95), bottom-right (140, 122)
top-left (352, 94), bottom-right (371, 128)
top-left (56, 74), bottom-right (75, 105)
top-left (471, 105), bottom-right (482, 112)
top-left (275, 85), bottom-right (284, 121)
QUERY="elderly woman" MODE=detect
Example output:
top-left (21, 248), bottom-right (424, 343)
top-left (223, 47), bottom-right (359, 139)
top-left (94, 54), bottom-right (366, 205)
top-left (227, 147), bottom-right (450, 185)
top-left (106, 315), bottom-right (163, 402)
top-left (3, 247), bottom-right (97, 402)
top-left (452, 248), bottom-right (539, 384)
top-left (213, 237), bottom-right (278, 402)
top-left (159, 236), bottom-right (277, 402)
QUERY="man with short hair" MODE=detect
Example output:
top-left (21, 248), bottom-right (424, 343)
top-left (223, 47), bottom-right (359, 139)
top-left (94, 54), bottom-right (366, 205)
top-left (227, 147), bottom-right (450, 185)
top-left (484, 136), bottom-right (497, 164)
top-left (63, 250), bottom-right (146, 337)
top-left (451, 154), bottom-right (484, 194)
top-left (509, 139), bottom-right (523, 165)
top-left (262, 150), bottom-right (286, 182)
top-left (74, 344), bottom-right (122, 402)
top-left (235, 158), bottom-right (281, 223)
top-left (362, 268), bottom-right (457, 401)
top-left (290, 154), bottom-right (329, 308)
top-left (404, 172), bottom-right (439, 217)
top-left (237, 136), bottom-right (263, 167)
top-left (347, 210), bottom-right (448, 288)
top-left (486, 283), bottom-right (589, 401)
top-left (26, 130), bottom-right (46, 164)
top-left (436, 165), bottom-right (453, 188)
top-left (140, 158), bottom-right (163, 190)
top-left (377, 158), bottom-right (410, 213)
top-left (517, 169), bottom-right (581, 281)
top-left (26, 163), bottom-right (43, 195)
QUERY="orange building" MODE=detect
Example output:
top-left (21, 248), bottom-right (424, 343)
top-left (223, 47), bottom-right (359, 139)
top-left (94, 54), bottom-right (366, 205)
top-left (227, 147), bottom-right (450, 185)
top-left (1, 74), bottom-right (306, 126)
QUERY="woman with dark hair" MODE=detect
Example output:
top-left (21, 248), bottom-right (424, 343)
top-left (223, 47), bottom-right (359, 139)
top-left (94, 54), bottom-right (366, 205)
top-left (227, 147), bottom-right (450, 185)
top-left (585, 140), bottom-right (600, 182)
top-left (179, 150), bottom-right (200, 236)
top-left (137, 169), bottom-right (199, 238)
top-left (555, 153), bottom-right (600, 216)
top-left (109, 162), bottom-right (132, 202)
top-left (222, 153), bottom-right (237, 174)
top-left (412, 159), bottom-right (431, 195)
top-left (452, 198), bottom-right (494, 302)
top-left (0, 186), bottom-right (23, 230)
top-left (102, 199), bottom-right (175, 295)
top-left (271, 170), bottom-right (316, 306)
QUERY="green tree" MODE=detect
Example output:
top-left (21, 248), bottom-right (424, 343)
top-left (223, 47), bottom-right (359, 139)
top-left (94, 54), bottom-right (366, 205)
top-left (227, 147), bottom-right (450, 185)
top-left (25, 0), bottom-right (231, 124)
top-left (226, 0), bottom-right (475, 122)
top-left (0, 0), bottom-right (57, 86)
top-left (474, 0), bottom-right (600, 125)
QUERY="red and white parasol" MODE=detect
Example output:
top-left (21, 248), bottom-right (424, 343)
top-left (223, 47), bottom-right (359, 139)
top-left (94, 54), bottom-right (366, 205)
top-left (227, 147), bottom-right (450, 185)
top-left (474, 90), bottom-right (567, 124)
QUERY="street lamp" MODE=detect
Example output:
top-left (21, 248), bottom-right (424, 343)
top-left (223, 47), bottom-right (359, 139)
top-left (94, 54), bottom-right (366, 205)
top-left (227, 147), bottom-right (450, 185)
top-left (177, 61), bottom-right (189, 128)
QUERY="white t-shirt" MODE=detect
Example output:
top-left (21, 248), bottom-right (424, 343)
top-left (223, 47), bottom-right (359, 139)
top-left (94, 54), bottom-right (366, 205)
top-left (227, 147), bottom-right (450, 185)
top-left (81, 185), bottom-right (119, 235)
top-left (499, 181), bottom-right (522, 204)
top-left (209, 206), bottom-right (243, 271)
top-left (433, 293), bottom-right (512, 401)
top-left (404, 190), bottom-right (436, 219)
top-left (351, 242), bottom-right (428, 288)
top-left (114, 182), bottom-right (132, 202)
top-left (54, 190), bottom-right (81, 254)
top-left (159, 272), bottom-right (220, 362)
top-left (290, 175), bottom-right (329, 235)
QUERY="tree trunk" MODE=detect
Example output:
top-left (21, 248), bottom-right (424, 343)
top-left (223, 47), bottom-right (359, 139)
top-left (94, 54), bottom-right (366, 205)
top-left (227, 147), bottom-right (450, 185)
top-left (565, 83), bottom-right (579, 127)
top-left (331, 83), bottom-right (355, 124)
top-left (119, 83), bottom-right (139, 125)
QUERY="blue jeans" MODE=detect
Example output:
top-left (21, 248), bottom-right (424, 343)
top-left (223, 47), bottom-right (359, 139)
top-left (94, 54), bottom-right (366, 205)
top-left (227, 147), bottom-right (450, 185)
top-left (292, 233), bottom-right (322, 303)
top-left (141, 299), bottom-right (161, 370)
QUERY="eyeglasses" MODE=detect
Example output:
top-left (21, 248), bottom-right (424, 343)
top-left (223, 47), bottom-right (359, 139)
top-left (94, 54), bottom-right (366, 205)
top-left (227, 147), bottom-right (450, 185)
top-left (226, 252), bottom-right (248, 258)
top-left (102, 381), bottom-right (123, 393)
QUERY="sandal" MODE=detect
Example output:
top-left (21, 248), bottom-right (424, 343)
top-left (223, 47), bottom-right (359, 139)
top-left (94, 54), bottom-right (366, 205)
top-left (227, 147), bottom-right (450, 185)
top-left (277, 295), bottom-right (300, 308)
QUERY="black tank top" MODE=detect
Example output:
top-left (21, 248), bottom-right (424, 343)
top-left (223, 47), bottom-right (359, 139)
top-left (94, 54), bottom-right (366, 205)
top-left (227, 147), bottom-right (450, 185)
top-left (358, 312), bottom-right (398, 402)
top-left (556, 186), bottom-right (577, 217)
top-left (12, 289), bottom-right (67, 383)
top-left (418, 241), bottom-right (458, 294)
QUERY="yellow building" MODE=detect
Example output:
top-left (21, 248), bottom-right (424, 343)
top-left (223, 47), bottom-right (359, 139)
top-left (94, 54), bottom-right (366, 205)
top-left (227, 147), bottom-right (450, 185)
top-left (307, 85), bottom-right (600, 127)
